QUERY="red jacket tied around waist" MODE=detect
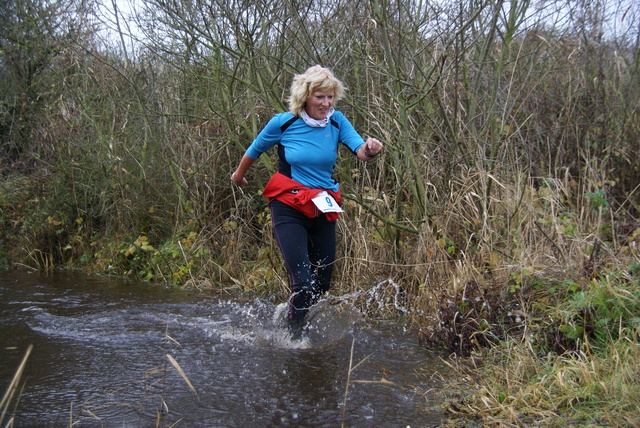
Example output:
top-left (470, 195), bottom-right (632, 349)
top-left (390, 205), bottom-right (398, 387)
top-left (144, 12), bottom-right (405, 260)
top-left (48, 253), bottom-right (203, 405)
top-left (263, 172), bottom-right (342, 221)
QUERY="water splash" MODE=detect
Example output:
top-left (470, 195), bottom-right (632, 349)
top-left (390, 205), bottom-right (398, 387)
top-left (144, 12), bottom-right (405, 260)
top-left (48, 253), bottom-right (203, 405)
top-left (364, 279), bottom-right (409, 316)
top-left (174, 296), bottom-right (363, 350)
top-left (26, 284), bottom-right (399, 351)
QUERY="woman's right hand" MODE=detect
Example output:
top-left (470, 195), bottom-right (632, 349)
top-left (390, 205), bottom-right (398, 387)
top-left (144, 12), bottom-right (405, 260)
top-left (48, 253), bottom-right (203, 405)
top-left (231, 171), bottom-right (248, 186)
top-left (231, 154), bottom-right (256, 187)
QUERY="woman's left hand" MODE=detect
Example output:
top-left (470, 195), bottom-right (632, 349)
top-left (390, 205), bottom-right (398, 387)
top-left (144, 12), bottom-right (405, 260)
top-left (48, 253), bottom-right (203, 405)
top-left (365, 137), bottom-right (383, 155)
top-left (359, 137), bottom-right (383, 160)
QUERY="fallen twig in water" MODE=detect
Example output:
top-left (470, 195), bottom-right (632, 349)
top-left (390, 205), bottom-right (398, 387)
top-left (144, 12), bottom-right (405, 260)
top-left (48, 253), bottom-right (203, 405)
top-left (341, 339), bottom-right (375, 427)
top-left (0, 344), bottom-right (33, 426)
top-left (165, 354), bottom-right (199, 400)
top-left (341, 339), bottom-right (356, 427)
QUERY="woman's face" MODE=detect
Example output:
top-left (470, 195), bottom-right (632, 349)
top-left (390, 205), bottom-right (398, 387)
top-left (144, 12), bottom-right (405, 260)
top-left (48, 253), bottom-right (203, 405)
top-left (305, 90), bottom-right (334, 120)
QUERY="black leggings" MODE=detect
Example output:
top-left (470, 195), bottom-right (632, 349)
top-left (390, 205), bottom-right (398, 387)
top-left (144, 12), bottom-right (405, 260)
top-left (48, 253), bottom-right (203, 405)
top-left (269, 200), bottom-right (336, 323)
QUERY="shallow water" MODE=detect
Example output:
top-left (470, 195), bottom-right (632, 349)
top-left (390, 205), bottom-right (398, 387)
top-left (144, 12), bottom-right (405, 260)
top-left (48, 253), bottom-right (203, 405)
top-left (0, 269), bottom-right (445, 427)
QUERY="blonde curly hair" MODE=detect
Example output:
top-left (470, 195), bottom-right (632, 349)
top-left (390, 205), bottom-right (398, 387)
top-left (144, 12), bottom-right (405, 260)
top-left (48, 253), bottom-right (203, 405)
top-left (288, 65), bottom-right (345, 116)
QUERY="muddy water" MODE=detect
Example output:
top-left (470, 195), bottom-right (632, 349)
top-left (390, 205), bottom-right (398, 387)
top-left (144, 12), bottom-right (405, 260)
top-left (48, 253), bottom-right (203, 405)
top-left (0, 269), bottom-right (445, 427)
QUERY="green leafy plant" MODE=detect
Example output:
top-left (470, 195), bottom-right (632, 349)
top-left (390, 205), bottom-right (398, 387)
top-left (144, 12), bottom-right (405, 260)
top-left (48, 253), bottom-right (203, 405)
top-left (586, 190), bottom-right (609, 210)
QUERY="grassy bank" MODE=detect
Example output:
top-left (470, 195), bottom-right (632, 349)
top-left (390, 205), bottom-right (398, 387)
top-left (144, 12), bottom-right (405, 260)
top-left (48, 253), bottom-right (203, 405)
top-left (440, 264), bottom-right (640, 427)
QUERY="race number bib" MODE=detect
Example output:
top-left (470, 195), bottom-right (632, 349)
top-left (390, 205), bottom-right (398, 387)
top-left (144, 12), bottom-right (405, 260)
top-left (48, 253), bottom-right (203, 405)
top-left (311, 191), bottom-right (344, 213)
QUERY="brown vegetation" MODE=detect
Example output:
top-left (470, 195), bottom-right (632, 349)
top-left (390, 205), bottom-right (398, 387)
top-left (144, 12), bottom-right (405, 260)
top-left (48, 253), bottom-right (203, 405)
top-left (1, 0), bottom-right (639, 425)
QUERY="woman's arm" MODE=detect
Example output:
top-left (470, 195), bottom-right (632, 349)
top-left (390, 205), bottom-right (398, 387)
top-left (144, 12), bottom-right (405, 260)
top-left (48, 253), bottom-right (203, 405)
top-left (333, 112), bottom-right (382, 161)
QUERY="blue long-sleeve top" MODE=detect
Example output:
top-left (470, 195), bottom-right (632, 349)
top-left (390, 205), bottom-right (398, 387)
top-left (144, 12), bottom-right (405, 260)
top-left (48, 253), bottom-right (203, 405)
top-left (245, 111), bottom-right (364, 192)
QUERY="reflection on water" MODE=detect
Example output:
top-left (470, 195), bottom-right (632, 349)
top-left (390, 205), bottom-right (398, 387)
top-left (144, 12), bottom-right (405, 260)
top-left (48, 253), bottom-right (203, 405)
top-left (0, 269), bottom-right (444, 427)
